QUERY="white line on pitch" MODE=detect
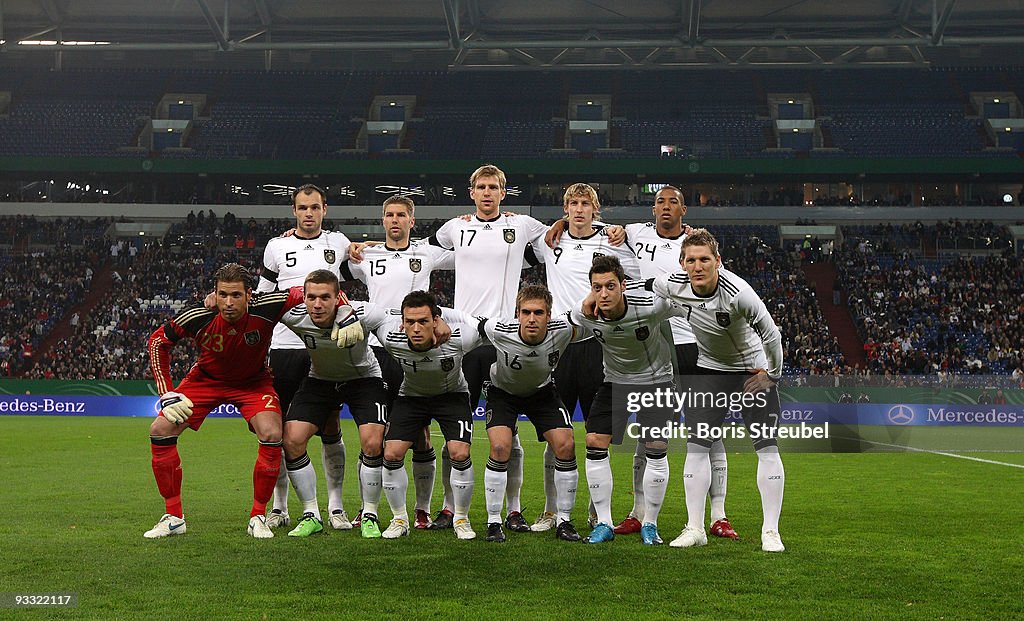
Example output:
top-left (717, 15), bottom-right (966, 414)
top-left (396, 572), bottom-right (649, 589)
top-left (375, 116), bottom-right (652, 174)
top-left (851, 437), bottom-right (1024, 469)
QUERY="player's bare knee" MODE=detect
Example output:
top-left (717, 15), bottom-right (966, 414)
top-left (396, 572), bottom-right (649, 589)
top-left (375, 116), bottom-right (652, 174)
top-left (489, 444), bottom-right (511, 462)
top-left (383, 445), bottom-right (407, 462)
top-left (447, 443), bottom-right (471, 462)
top-left (552, 436), bottom-right (575, 460)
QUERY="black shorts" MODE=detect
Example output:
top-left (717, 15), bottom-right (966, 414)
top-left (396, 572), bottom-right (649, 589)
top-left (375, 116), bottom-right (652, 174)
top-left (287, 376), bottom-right (389, 431)
top-left (386, 392), bottom-right (473, 444)
top-left (372, 345), bottom-right (404, 409)
top-left (674, 342), bottom-right (699, 374)
top-left (553, 338), bottom-right (604, 420)
top-left (485, 384), bottom-right (572, 441)
top-left (683, 368), bottom-right (782, 450)
top-left (462, 344), bottom-right (496, 412)
top-left (269, 348), bottom-right (311, 410)
top-left (588, 381), bottom-right (679, 444)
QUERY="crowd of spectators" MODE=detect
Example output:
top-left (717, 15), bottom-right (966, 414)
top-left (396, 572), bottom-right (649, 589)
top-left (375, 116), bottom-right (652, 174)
top-left (7, 214), bottom-right (1024, 389)
top-left (837, 232), bottom-right (1024, 379)
top-left (0, 224), bottom-right (104, 376)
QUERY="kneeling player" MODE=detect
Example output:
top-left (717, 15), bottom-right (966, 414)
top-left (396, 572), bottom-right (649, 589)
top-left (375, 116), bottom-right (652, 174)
top-left (645, 229), bottom-right (786, 553)
top-left (574, 256), bottom-right (691, 545)
top-left (144, 263), bottom-right (302, 539)
top-left (359, 291), bottom-right (483, 540)
top-left (449, 285), bottom-right (587, 542)
top-left (277, 270), bottom-right (391, 538)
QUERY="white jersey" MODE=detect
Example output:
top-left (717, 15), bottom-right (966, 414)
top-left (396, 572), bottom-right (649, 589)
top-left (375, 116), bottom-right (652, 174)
top-left (279, 300), bottom-right (382, 383)
top-left (532, 226), bottom-right (642, 315)
top-left (568, 281), bottom-right (686, 384)
top-left (648, 268), bottom-right (783, 378)
top-left (360, 305), bottom-right (483, 397)
top-left (480, 314), bottom-right (582, 397)
top-left (340, 241), bottom-right (454, 347)
top-left (625, 222), bottom-right (694, 345)
top-left (259, 230), bottom-right (352, 350)
top-left (340, 241), bottom-right (454, 308)
top-left (431, 213), bottom-right (549, 317)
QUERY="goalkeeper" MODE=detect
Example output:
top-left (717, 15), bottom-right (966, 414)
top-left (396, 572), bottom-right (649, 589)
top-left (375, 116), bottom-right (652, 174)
top-left (143, 263), bottom-right (305, 540)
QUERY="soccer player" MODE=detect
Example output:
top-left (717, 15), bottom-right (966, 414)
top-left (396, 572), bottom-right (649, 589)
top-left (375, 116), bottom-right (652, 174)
top-left (447, 285), bottom-right (588, 542)
top-left (276, 270), bottom-right (390, 539)
top-left (358, 291), bottom-right (483, 540)
top-left (422, 164), bottom-right (551, 532)
top-left (645, 229), bottom-right (786, 553)
top-left (571, 255), bottom-right (689, 545)
top-left (340, 195), bottom-right (454, 529)
top-left (528, 183), bottom-right (640, 532)
top-left (144, 263), bottom-right (302, 539)
top-left (559, 186), bottom-right (736, 539)
top-left (259, 184), bottom-right (353, 531)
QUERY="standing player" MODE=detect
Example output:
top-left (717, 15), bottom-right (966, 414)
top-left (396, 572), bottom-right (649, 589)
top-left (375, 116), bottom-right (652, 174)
top-left (528, 183), bottom-right (640, 532)
top-left (644, 229), bottom-right (786, 553)
top-left (259, 184), bottom-right (353, 531)
top-left (359, 291), bottom-right (483, 540)
top-left (276, 270), bottom-right (389, 539)
top-left (612, 186), bottom-right (735, 539)
top-left (571, 255), bottom-right (689, 545)
top-left (422, 164), bottom-right (551, 532)
top-left (340, 195), bottom-right (454, 530)
top-left (144, 263), bottom-right (302, 539)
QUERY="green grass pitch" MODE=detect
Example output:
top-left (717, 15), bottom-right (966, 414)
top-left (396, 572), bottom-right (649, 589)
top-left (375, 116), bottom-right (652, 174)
top-left (1, 416), bottom-right (1022, 620)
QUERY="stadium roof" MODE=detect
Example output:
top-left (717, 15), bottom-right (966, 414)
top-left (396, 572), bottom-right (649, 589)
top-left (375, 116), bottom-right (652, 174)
top-left (2, 0), bottom-right (1024, 71)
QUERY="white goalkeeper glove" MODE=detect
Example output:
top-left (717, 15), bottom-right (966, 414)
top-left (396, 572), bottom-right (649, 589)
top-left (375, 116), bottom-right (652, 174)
top-left (159, 392), bottom-right (194, 425)
top-left (331, 303), bottom-right (364, 348)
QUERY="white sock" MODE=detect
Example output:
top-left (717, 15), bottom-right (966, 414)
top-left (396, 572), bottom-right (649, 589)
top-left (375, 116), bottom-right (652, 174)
top-left (441, 445), bottom-right (454, 512)
top-left (449, 458), bottom-right (475, 521)
top-left (756, 446), bottom-right (785, 533)
top-left (321, 436), bottom-right (346, 514)
top-left (381, 460), bottom-right (408, 522)
top-left (484, 459), bottom-right (508, 524)
top-left (630, 439), bottom-right (647, 521)
top-left (272, 465), bottom-right (290, 514)
top-left (506, 434), bottom-right (524, 514)
top-left (585, 449), bottom-right (613, 526)
top-left (542, 444), bottom-right (557, 514)
top-left (412, 448), bottom-right (436, 513)
top-left (286, 454), bottom-right (320, 520)
top-left (553, 457), bottom-right (578, 525)
top-left (709, 439), bottom-right (728, 521)
top-left (642, 452), bottom-right (669, 526)
top-left (359, 454), bottom-right (383, 516)
top-left (683, 443), bottom-right (712, 530)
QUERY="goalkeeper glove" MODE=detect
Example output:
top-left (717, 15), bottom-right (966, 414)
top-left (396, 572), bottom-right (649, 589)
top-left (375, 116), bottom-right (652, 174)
top-left (331, 303), bottom-right (364, 348)
top-left (159, 392), bottom-right (194, 425)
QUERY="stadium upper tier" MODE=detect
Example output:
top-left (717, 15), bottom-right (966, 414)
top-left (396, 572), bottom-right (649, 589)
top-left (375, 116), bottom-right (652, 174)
top-left (1, 67), bottom-right (1021, 160)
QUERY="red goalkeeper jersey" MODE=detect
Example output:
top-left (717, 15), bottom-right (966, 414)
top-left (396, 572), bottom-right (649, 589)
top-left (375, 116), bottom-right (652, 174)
top-left (148, 288), bottom-right (304, 393)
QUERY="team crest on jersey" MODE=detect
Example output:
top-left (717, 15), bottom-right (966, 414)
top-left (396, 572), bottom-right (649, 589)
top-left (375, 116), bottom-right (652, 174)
top-left (323, 249), bottom-right (336, 264)
top-left (485, 409), bottom-right (493, 424)
top-left (441, 357), bottom-right (455, 371)
top-left (244, 330), bottom-right (261, 346)
top-left (548, 352), bottom-right (560, 367)
top-left (716, 312), bottom-right (731, 327)
top-left (503, 228), bottom-right (516, 244)
top-left (635, 326), bottom-right (650, 341)
top-left (409, 258), bottom-right (422, 273)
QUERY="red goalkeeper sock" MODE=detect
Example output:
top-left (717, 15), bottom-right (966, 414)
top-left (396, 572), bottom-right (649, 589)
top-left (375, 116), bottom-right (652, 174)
top-left (151, 438), bottom-right (183, 518)
top-left (252, 440), bottom-right (282, 517)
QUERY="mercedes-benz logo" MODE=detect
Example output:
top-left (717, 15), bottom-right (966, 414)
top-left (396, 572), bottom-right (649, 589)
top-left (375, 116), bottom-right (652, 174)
top-left (887, 404), bottom-right (914, 425)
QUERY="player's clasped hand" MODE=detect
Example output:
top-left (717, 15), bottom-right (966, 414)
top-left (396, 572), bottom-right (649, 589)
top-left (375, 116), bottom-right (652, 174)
top-left (159, 392), bottom-right (194, 424)
top-left (331, 304), bottom-right (364, 347)
top-left (742, 369), bottom-right (775, 394)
